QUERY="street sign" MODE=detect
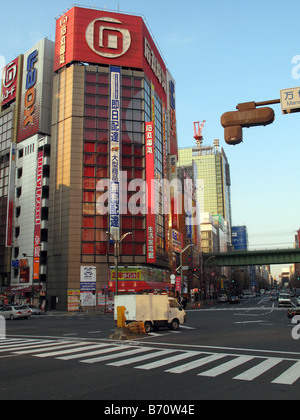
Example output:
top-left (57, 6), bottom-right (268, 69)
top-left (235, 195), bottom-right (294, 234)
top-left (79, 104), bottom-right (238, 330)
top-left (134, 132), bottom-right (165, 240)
top-left (280, 87), bottom-right (300, 114)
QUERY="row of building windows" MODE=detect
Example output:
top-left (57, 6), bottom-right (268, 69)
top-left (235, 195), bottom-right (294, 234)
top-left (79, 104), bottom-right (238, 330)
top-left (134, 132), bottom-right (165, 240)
top-left (81, 71), bottom-right (167, 259)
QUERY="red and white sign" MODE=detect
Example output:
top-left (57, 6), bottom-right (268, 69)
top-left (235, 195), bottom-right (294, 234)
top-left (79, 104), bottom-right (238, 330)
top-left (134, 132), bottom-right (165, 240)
top-left (175, 276), bottom-right (181, 292)
top-left (5, 143), bottom-right (17, 247)
top-left (33, 150), bottom-right (43, 280)
top-left (54, 6), bottom-right (167, 100)
top-left (145, 122), bottom-right (156, 264)
top-left (1, 57), bottom-right (19, 107)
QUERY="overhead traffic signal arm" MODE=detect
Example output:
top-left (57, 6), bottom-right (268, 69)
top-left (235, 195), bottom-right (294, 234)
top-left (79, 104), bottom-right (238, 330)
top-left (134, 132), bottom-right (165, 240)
top-left (221, 99), bottom-right (279, 145)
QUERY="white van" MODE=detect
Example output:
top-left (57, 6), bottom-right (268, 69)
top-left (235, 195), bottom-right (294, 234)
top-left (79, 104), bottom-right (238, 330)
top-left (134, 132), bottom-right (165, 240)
top-left (114, 294), bottom-right (186, 333)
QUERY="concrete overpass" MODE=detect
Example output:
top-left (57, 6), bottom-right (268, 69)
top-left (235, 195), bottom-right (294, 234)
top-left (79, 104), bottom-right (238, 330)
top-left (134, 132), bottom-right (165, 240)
top-left (203, 248), bottom-right (300, 267)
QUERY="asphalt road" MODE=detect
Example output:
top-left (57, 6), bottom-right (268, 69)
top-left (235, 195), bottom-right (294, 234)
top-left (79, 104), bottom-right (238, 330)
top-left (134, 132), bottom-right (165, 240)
top-left (1, 296), bottom-right (300, 402)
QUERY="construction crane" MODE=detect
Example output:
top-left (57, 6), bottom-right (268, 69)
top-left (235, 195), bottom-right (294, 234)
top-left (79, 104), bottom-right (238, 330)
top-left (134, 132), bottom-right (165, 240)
top-left (194, 120), bottom-right (206, 146)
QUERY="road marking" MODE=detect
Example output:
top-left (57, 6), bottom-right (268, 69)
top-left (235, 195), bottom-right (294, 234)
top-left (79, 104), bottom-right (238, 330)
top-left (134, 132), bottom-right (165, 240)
top-left (135, 351), bottom-right (200, 370)
top-left (14, 342), bottom-right (91, 355)
top-left (234, 358), bottom-right (283, 381)
top-left (165, 353), bottom-right (227, 374)
top-left (272, 361), bottom-right (300, 385)
top-left (198, 356), bottom-right (255, 377)
top-left (107, 350), bottom-right (173, 367)
top-left (180, 325), bottom-right (196, 330)
top-left (35, 344), bottom-right (112, 358)
top-left (5, 338), bottom-right (300, 386)
top-left (80, 347), bottom-right (150, 364)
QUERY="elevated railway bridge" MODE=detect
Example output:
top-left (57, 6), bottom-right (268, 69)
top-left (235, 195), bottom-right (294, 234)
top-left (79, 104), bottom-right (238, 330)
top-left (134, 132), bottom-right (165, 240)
top-left (203, 248), bottom-right (300, 267)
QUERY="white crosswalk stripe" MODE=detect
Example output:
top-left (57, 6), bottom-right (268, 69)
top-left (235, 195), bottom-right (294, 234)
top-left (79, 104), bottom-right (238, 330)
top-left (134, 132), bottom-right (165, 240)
top-left (2, 338), bottom-right (300, 386)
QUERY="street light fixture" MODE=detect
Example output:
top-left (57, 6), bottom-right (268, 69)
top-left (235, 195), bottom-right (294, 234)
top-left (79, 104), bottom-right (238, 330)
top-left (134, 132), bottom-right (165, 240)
top-left (106, 231), bottom-right (132, 295)
top-left (180, 244), bottom-right (194, 296)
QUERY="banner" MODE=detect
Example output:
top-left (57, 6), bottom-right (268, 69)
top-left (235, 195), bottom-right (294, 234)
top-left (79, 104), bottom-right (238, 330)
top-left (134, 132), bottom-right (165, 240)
top-left (33, 149), bottom-right (43, 280)
top-left (145, 121), bottom-right (156, 263)
top-left (109, 66), bottom-right (121, 241)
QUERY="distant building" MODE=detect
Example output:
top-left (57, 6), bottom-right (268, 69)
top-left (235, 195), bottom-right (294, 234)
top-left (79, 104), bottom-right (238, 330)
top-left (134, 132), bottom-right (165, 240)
top-left (178, 139), bottom-right (232, 250)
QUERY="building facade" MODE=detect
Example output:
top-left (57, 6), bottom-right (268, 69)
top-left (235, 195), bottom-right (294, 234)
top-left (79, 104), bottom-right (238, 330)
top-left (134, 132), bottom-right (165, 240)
top-left (47, 6), bottom-right (179, 309)
top-left (0, 6), bottom-right (182, 310)
top-left (178, 140), bottom-right (232, 250)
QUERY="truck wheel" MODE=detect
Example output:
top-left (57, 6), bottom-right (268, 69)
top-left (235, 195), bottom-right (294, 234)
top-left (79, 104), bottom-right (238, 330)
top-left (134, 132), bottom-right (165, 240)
top-left (144, 322), bottom-right (153, 333)
top-left (171, 319), bottom-right (179, 330)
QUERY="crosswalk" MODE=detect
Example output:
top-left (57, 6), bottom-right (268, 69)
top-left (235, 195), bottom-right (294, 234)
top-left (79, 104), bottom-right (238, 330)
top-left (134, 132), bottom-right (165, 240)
top-left (1, 337), bottom-right (300, 386)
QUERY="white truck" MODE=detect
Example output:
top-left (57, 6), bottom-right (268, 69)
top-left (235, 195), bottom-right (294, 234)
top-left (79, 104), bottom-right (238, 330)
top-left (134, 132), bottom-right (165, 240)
top-left (114, 294), bottom-right (186, 333)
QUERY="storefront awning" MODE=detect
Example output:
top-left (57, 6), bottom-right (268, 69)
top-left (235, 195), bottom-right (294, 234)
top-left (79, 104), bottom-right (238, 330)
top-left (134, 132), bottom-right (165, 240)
top-left (4, 285), bottom-right (42, 293)
top-left (108, 281), bottom-right (173, 293)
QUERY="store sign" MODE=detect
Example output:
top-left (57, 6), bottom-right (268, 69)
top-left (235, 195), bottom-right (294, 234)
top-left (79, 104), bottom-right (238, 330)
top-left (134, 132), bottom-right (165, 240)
top-left (53, 6), bottom-right (167, 100)
top-left (59, 15), bottom-right (68, 66)
top-left (145, 122), bottom-right (156, 264)
top-left (11, 259), bottom-right (29, 268)
top-left (54, 7), bottom-right (142, 71)
top-left (80, 266), bottom-right (96, 291)
top-left (1, 57), bottom-right (19, 107)
top-left (86, 17), bottom-right (131, 58)
top-left (33, 150), bottom-right (43, 280)
top-left (144, 37), bottom-right (167, 94)
top-left (110, 267), bottom-right (142, 280)
top-left (23, 50), bottom-right (38, 128)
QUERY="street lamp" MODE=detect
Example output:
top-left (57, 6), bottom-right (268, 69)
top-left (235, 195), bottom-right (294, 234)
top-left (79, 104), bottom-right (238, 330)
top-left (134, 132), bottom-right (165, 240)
top-left (180, 244), bottom-right (194, 296)
top-left (106, 231), bottom-right (132, 295)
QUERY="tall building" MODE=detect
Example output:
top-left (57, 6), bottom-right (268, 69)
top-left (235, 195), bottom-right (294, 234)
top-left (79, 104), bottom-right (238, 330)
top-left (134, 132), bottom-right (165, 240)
top-left (0, 6), bottom-right (180, 310)
top-left (47, 6), bottom-right (179, 310)
top-left (0, 39), bottom-right (54, 306)
top-left (178, 139), bottom-right (232, 249)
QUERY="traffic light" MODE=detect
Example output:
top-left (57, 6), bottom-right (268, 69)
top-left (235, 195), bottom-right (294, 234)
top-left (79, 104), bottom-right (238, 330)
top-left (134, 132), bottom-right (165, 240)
top-left (221, 101), bottom-right (275, 145)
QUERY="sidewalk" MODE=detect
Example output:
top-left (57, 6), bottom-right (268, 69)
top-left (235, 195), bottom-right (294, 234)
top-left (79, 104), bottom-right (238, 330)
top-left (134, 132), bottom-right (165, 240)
top-left (44, 309), bottom-right (113, 316)
top-left (186, 299), bottom-right (217, 310)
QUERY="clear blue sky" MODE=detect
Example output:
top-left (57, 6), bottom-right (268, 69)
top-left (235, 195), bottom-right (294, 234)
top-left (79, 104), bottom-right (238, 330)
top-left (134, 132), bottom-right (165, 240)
top-left (2, 0), bottom-right (300, 278)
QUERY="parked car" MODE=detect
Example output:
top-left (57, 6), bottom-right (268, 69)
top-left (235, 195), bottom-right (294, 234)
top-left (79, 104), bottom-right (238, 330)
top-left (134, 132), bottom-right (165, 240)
top-left (24, 305), bottom-right (41, 315)
top-left (278, 293), bottom-right (292, 307)
top-left (217, 294), bottom-right (228, 303)
top-left (0, 305), bottom-right (31, 320)
top-left (229, 296), bottom-right (239, 304)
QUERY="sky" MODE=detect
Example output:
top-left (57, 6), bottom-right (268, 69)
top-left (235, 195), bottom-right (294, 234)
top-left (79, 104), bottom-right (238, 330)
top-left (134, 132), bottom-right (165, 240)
top-left (1, 0), bottom-right (300, 278)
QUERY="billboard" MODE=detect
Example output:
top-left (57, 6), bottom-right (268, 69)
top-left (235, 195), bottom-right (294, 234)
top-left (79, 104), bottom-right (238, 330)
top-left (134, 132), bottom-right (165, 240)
top-left (232, 226), bottom-right (248, 251)
top-left (1, 57), bottom-right (20, 107)
top-left (17, 38), bottom-right (54, 143)
top-left (54, 6), bottom-right (167, 100)
top-left (167, 71), bottom-right (178, 156)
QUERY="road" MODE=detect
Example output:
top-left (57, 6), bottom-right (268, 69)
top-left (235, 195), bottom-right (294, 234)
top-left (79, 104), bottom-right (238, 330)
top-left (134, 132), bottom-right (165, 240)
top-left (1, 296), bottom-right (300, 402)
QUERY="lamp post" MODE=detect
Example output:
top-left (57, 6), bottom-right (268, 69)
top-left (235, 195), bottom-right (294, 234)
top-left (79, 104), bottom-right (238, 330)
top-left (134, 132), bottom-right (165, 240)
top-left (180, 244), bottom-right (194, 296)
top-left (106, 231), bottom-right (132, 295)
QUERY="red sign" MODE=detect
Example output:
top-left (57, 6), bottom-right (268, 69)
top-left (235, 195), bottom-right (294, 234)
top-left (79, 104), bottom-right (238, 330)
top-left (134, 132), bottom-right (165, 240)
top-left (1, 57), bottom-right (19, 107)
top-left (54, 6), bottom-right (167, 100)
top-left (145, 122), bottom-right (156, 264)
top-left (33, 150), bottom-right (43, 280)
top-left (175, 276), bottom-right (181, 292)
